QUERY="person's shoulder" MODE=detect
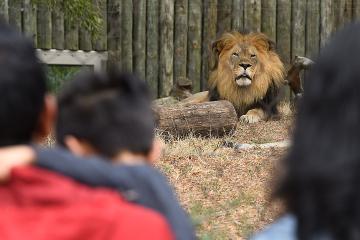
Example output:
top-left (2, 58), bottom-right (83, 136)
top-left (107, 198), bottom-right (174, 240)
top-left (250, 214), bottom-right (297, 240)
top-left (120, 164), bottom-right (171, 185)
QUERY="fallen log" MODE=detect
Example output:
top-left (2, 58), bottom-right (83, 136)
top-left (154, 100), bottom-right (237, 138)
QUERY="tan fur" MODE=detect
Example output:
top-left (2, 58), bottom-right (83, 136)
top-left (184, 32), bottom-right (285, 118)
top-left (181, 91), bottom-right (209, 104)
top-left (209, 32), bottom-right (285, 114)
top-left (240, 108), bottom-right (266, 123)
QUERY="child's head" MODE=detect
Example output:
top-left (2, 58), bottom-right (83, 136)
top-left (276, 22), bottom-right (360, 239)
top-left (0, 22), bottom-right (52, 146)
top-left (56, 71), bottom-right (159, 162)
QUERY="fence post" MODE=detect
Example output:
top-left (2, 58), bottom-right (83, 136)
top-left (159, 0), bottom-right (174, 97)
top-left (333, 0), bottom-right (352, 30)
top-left (0, 0), bottom-right (8, 22)
top-left (291, 0), bottom-right (306, 59)
top-left (37, 2), bottom-right (52, 50)
top-left (277, 0), bottom-right (291, 100)
top-left (232, 0), bottom-right (244, 32)
top-left (353, 0), bottom-right (360, 19)
top-left (80, 0), bottom-right (92, 53)
top-left (320, 0), bottom-right (334, 47)
top-left (79, 30), bottom-right (92, 51)
top-left (64, 6), bottom-right (79, 51)
top-left (52, 2), bottom-right (64, 50)
top-left (261, 0), bottom-right (276, 42)
top-left (121, 0), bottom-right (133, 71)
top-left (133, 0), bottom-right (147, 80)
top-left (217, 0), bottom-right (232, 35)
top-left (174, 0), bottom-right (188, 86)
top-left (277, 0), bottom-right (291, 65)
top-left (244, 0), bottom-right (261, 32)
top-left (187, 0), bottom-right (202, 92)
top-left (93, 0), bottom-right (107, 51)
top-left (8, 0), bottom-right (22, 31)
top-left (146, 0), bottom-right (159, 97)
top-left (23, 0), bottom-right (37, 46)
top-left (107, 0), bottom-right (122, 67)
top-left (201, 0), bottom-right (217, 90)
top-left (306, 0), bottom-right (320, 59)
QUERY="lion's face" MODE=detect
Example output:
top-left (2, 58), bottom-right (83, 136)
top-left (208, 32), bottom-right (285, 112)
top-left (228, 44), bottom-right (259, 87)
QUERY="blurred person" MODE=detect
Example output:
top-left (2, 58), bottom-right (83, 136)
top-left (251, 22), bottom-right (360, 240)
top-left (0, 22), bottom-right (173, 240)
top-left (0, 71), bottom-right (195, 240)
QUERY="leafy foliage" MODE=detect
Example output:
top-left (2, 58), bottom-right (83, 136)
top-left (46, 65), bottom-right (92, 94)
top-left (31, 0), bottom-right (103, 36)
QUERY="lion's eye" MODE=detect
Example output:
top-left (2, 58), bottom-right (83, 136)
top-left (232, 52), bottom-right (239, 57)
top-left (250, 54), bottom-right (256, 58)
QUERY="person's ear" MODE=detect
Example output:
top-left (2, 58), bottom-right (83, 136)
top-left (63, 135), bottom-right (97, 157)
top-left (33, 94), bottom-right (57, 143)
top-left (146, 138), bottom-right (164, 164)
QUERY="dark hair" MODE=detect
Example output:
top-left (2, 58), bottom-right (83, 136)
top-left (56, 71), bottom-right (155, 158)
top-left (276, 22), bottom-right (360, 240)
top-left (0, 22), bottom-right (46, 146)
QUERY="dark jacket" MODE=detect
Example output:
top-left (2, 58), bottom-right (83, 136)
top-left (35, 147), bottom-right (196, 240)
top-left (0, 166), bottom-right (173, 240)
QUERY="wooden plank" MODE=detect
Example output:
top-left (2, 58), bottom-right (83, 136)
top-left (232, 0), bottom-right (244, 32)
top-left (174, 0), bottom-right (188, 85)
top-left (51, 3), bottom-right (64, 50)
top-left (159, 0), bottom-right (174, 97)
top-left (37, 2), bottom-right (51, 49)
top-left (201, 0), bottom-right (217, 90)
top-left (217, 0), bottom-right (232, 35)
top-left (344, 0), bottom-right (352, 24)
top-left (291, 0), bottom-right (306, 59)
top-left (306, 0), bottom-right (320, 58)
top-left (333, 0), bottom-right (352, 30)
top-left (187, 0), bottom-right (202, 92)
top-left (23, 0), bottom-right (37, 46)
top-left (320, 0), bottom-right (334, 47)
top-left (244, 0), bottom-right (261, 32)
top-left (79, 29), bottom-right (92, 51)
top-left (0, 0), bottom-right (8, 22)
top-left (8, 0), bottom-right (21, 30)
top-left (353, 0), bottom-right (360, 19)
top-left (133, 0), bottom-right (146, 79)
top-left (146, 0), bottom-right (159, 97)
top-left (276, 0), bottom-right (291, 100)
top-left (64, 4), bottom-right (78, 51)
top-left (107, 0), bottom-right (121, 66)
top-left (93, 0), bottom-right (107, 51)
top-left (261, 0), bottom-right (276, 42)
top-left (121, 0), bottom-right (133, 71)
top-left (277, 0), bottom-right (291, 64)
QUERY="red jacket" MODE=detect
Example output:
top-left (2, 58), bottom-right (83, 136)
top-left (0, 166), bottom-right (173, 240)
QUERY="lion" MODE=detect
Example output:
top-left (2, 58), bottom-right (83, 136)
top-left (183, 31), bottom-right (285, 123)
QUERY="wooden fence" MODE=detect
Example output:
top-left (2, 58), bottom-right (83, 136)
top-left (0, 0), bottom-right (359, 97)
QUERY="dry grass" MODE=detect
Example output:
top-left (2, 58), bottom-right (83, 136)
top-left (156, 110), bottom-right (294, 239)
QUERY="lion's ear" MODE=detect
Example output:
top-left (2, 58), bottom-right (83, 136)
top-left (267, 39), bottom-right (276, 52)
top-left (210, 39), bottom-right (225, 70)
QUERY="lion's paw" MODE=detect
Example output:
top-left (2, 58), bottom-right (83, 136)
top-left (239, 114), bottom-right (262, 124)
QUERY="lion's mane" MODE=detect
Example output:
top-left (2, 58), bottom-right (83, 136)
top-left (209, 32), bottom-right (285, 115)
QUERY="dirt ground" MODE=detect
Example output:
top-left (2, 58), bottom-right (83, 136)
top-left (156, 114), bottom-right (294, 239)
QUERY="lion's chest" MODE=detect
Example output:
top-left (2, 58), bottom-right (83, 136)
top-left (216, 79), bottom-right (270, 114)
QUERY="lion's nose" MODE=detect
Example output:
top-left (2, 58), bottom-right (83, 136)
top-left (240, 63), bottom-right (252, 70)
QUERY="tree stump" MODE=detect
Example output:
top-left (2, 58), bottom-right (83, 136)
top-left (154, 100), bottom-right (237, 138)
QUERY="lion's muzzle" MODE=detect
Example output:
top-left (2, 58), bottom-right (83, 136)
top-left (235, 74), bottom-right (252, 87)
top-left (235, 65), bottom-right (252, 87)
